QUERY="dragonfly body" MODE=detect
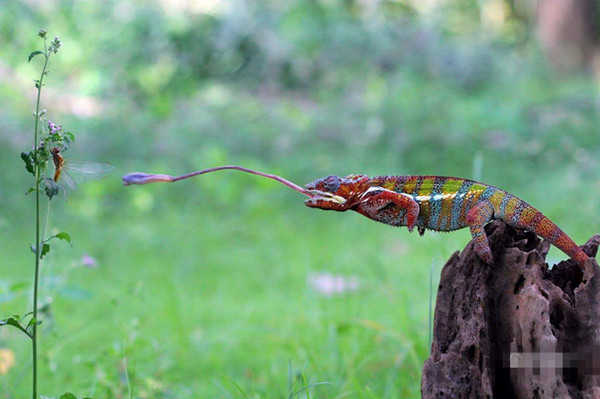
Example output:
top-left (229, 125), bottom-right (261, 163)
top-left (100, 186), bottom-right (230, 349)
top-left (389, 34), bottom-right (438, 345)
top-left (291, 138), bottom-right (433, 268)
top-left (304, 174), bottom-right (590, 268)
top-left (50, 147), bottom-right (64, 182)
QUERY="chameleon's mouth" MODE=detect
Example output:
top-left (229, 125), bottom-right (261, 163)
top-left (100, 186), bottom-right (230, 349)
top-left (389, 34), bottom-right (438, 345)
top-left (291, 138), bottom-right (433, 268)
top-left (304, 189), bottom-right (347, 206)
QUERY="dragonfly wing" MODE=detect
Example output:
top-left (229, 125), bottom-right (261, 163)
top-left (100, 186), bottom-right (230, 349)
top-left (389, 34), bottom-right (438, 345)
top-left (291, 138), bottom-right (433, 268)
top-left (64, 162), bottom-right (115, 182)
top-left (60, 170), bottom-right (77, 191)
top-left (65, 161), bottom-right (115, 178)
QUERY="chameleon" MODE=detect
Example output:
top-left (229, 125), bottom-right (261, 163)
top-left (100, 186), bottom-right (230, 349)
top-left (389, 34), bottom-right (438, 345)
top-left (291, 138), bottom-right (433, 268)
top-left (121, 166), bottom-right (591, 268)
top-left (303, 174), bottom-right (591, 268)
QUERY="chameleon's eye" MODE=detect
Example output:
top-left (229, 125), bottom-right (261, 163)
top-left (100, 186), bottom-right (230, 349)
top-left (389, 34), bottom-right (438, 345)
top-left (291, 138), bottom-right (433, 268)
top-left (323, 175), bottom-right (340, 193)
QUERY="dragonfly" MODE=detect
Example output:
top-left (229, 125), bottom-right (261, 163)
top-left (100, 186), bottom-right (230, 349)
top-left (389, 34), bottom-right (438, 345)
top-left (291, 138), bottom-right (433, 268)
top-left (50, 146), bottom-right (114, 196)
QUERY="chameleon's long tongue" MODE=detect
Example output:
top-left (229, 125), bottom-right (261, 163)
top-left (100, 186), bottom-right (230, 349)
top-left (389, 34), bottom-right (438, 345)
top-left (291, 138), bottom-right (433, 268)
top-left (122, 165), bottom-right (314, 198)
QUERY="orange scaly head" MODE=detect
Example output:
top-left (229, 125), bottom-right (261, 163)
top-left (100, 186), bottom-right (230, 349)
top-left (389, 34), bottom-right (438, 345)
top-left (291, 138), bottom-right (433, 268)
top-left (304, 174), bottom-right (370, 211)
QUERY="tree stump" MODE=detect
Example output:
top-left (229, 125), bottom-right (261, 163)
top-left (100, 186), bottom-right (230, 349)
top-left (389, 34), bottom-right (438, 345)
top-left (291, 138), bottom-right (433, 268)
top-left (421, 221), bottom-right (600, 399)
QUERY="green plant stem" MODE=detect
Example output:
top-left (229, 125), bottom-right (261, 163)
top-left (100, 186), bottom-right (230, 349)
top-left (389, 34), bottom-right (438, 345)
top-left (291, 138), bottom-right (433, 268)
top-left (32, 43), bottom-right (49, 399)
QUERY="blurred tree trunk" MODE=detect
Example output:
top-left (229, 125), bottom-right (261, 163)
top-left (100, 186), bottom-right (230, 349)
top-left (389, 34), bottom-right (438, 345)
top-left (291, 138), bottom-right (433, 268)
top-left (535, 0), bottom-right (600, 70)
top-left (421, 220), bottom-right (600, 398)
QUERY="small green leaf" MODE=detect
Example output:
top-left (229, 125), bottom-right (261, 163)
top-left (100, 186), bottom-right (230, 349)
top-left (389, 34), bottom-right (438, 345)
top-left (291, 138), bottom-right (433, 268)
top-left (64, 131), bottom-right (75, 142)
top-left (44, 232), bottom-right (72, 247)
top-left (55, 232), bottom-right (71, 244)
top-left (25, 187), bottom-right (35, 195)
top-left (28, 50), bottom-right (43, 62)
top-left (0, 315), bottom-right (31, 338)
top-left (0, 316), bottom-right (20, 328)
top-left (59, 393), bottom-right (77, 399)
top-left (21, 152), bottom-right (35, 175)
top-left (40, 243), bottom-right (50, 259)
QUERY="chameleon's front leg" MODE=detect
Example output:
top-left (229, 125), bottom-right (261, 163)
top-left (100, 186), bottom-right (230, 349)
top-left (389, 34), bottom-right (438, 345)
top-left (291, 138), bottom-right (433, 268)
top-left (355, 187), bottom-right (420, 231)
top-left (466, 200), bottom-right (494, 264)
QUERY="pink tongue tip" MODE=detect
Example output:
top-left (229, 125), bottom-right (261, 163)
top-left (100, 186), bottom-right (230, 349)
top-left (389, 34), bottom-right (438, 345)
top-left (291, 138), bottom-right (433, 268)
top-left (122, 173), bottom-right (172, 185)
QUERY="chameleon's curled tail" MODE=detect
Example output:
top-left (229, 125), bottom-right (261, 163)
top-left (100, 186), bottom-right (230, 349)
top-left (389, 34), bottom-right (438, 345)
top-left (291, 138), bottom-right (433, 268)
top-left (505, 199), bottom-right (589, 268)
top-left (545, 224), bottom-right (589, 267)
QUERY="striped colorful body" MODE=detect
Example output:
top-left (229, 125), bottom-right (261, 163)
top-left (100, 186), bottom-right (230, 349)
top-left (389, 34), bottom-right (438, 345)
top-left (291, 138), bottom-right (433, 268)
top-left (304, 174), bottom-right (590, 268)
top-left (368, 176), bottom-right (538, 232)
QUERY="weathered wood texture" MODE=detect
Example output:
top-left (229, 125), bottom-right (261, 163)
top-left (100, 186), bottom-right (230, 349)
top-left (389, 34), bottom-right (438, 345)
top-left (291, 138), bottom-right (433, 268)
top-left (421, 221), bottom-right (600, 399)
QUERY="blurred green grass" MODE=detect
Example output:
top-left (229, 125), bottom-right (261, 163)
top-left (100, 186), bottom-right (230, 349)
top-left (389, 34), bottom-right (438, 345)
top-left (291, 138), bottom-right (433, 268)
top-left (1, 1), bottom-right (599, 398)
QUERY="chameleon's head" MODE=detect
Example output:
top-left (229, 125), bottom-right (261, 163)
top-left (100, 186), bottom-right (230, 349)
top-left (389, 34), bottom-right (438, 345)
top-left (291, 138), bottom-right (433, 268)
top-left (304, 174), bottom-right (369, 211)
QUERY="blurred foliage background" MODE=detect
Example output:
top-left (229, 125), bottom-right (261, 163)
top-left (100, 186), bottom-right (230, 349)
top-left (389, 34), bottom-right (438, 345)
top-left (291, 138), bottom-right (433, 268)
top-left (1, 1), bottom-right (599, 398)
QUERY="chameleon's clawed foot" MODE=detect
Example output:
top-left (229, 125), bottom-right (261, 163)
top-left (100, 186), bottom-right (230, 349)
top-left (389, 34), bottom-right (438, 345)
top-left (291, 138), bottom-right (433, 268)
top-left (467, 201), bottom-right (495, 264)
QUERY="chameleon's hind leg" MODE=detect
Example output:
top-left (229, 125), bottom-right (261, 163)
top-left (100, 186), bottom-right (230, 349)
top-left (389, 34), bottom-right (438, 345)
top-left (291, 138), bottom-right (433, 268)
top-left (466, 200), bottom-right (494, 264)
top-left (356, 187), bottom-right (420, 231)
